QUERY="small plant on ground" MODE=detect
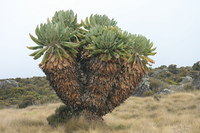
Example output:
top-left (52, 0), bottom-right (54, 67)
top-left (18, 95), bottom-right (35, 108)
top-left (47, 105), bottom-right (72, 126)
top-left (143, 91), bottom-right (154, 96)
top-left (183, 84), bottom-right (196, 92)
top-left (149, 78), bottom-right (167, 93)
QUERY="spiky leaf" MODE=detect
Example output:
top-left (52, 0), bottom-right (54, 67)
top-left (29, 34), bottom-right (44, 46)
top-left (27, 46), bottom-right (43, 50)
top-left (33, 48), bottom-right (47, 60)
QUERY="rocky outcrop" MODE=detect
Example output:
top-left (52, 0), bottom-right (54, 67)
top-left (192, 73), bottom-right (200, 90)
top-left (133, 75), bottom-right (151, 96)
top-left (155, 88), bottom-right (175, 95)
top-left (149, 68), bottom-right (169, 77)
top-left (0, 80), bottom-right (19, 88)
top-left (181, 76), bottom-right (193, 84)
top-left (169, 85), bottom-right (184, 91)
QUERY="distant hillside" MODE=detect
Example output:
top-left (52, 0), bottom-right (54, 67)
top-left (149, 63), bottom-right (199, 84)
top-left (0, 62), bottom-right (199, 108)
top-left (0, 76), bottom-right (60, 108)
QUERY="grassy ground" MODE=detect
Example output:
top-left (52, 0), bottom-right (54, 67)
top-left (0, 91), bottom-right (200, 133)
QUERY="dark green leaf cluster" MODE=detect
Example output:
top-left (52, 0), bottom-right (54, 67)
top-left (81, 14), bottom-right (117, 29)
top-left (51, 10), bottom-right (79, 30)
top-left (28, 10), bottom-right (157, 70)
top-left (128, 35), bottom-right (156, 71)
top-left (84, 26), bottom-right (130, 61)
top-left (28, 10), bottom-right (80, 64)
top-left (80, 13), bottom-right (156, 69)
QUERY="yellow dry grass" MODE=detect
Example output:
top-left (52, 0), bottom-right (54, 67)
top-left (0, 91), bottom-right (200, 133)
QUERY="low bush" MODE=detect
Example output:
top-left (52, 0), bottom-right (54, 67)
top-left (143, 91), bottom-right (154, 97)
top-left (183, 84), bottom-right (196, 92)
top-left (18, 95), bottom-right (35, 108)
top-left (149, 78), bottom-right (168, 93)
top-left (178, 69), bottom-right (189, 77)
top-left (47, 105), bottom-right (72, 126)
top-left (176, 77), bottom-right (183, 83)
top-left (168, 64), bottom-right (178, 74)
top-left (166, 79), bottom-right (179, 85)
top-left (192, 61), bottom-right (200, 71)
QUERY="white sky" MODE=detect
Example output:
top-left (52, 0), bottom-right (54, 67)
top-left (0, 0), bottom-right (199, 79)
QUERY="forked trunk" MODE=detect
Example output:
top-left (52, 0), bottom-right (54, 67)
top-left (40, 54), bottom-right (145, 120)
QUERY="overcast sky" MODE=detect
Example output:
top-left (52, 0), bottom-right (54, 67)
top-left (0, 0), bottom-right (199, 79)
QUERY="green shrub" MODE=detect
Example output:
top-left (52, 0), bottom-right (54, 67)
top-left (192, 61), bottom-right (200, 71)
top-left (0, 77), bottom-right (59, 107)
top-left (157, 72), bottom-right (167, 79)
top-left (157, 65), bottom-right (167, 69)
top-left (47, 105), bottom-right (72, 127)
top-left (18, 95), bottom-right (35, 108)
top-left (15, 77), bottom-right (21, 82)
top-left (166, 72), bottom-right (173, 77)
top-left (183, 84), bottom-right (196, 92)
top-left (38, 95), bottom-right (60, 104)
top-left (189, 70), bottom-right (199, 78)
top-left (166, 79), bottom-right (179, 85)
top-left (168, 64), bottom-right (178, 74)
top-left (148, 71), bottom-right (154, 77)
top-left (178, 69), bottom-right (189, 77)
top-left (176, 77), bottom-right (183, 83)
top-left (149, 78), bottom-right (168, 93)
top-left (143, 91), bottom-right (154, 97)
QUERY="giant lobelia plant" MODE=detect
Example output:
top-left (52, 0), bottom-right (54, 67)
top-left (27, 10), bottom-right (156, 120)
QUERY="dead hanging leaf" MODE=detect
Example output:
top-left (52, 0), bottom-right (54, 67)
top-left (58, 64), bottom-right (62, 70)
top-left (53, 60), bottom-right (58, 66)
top-left (63, 63), bottom-right (67, 67)
top-left (39, 64), bottom-right (45, 69)
top-left (50, 54), bottom-right (56, 62)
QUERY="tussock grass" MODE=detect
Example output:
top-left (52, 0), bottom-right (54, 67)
top-left (1, 91), bottom-right (200, 133)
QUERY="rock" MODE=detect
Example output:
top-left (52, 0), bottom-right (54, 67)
top-left (133, 75), bottom-right (151, 96)
top-left (181, 76), bottom-right (193, 84)
top-left (169, 85), bottom-right (184, 91)
top-left (187, 67), bottom-right (193, 71)
top-left (163, 68), bottom-right (169, 73)
top-left (150, 68), bottom-right (169, 77)
top-left (152, 69), bottom-right (162, 76)
top-left (156, 88), bottom-right (175, 95)
top-left (0, 80), bottom-right (19, 88)
top-left (192, 73), bottom-right (200, 90)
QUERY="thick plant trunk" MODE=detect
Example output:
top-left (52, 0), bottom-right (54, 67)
top-left (80, 56), bottom-right (145, 119)
top-left (40, 54), bottom-right (145, 120)
top-left (39, 54), bottom-right (83, 113)
top-left (80, 56), bottom-right (117, 118)
top-left (107, 63), bottom-right (145, 111)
